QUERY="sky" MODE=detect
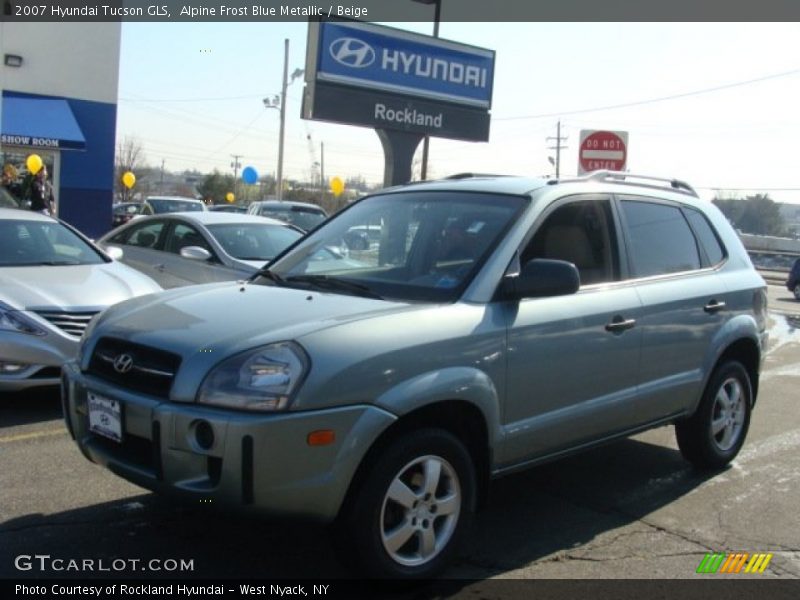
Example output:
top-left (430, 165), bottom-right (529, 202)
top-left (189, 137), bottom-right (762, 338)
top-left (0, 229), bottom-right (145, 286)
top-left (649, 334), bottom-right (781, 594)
top-left (116, 21), bottom-right (800, 202)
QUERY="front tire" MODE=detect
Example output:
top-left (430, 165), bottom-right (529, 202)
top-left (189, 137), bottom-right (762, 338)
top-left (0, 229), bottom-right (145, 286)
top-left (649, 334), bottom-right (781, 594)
top-left (336, 428), bottom-right (476, 579)
top-left (676, 360), bottom-right (752, 470)
top-left (793, 283), bottom-right (800, 301)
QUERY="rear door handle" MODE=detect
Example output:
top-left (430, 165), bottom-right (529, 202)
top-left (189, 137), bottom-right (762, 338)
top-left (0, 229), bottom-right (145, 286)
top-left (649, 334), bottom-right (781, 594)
top-left (605, 316), bottom-right (637, 333)
top-left (704, 300), bottom-right (726, 314)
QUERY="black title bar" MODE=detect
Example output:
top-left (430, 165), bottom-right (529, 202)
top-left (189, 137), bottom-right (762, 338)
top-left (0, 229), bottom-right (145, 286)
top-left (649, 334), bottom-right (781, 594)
top-left (3, 0), bottom-right (800, 22)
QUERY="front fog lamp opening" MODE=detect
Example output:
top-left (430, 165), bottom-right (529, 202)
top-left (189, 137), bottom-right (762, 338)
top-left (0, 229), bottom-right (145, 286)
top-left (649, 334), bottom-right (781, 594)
top-left (192, 420), bottom-right (215, 450)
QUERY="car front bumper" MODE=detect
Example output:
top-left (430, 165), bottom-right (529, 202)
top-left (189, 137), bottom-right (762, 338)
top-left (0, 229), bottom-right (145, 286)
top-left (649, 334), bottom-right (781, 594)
top-left (0, 330), bottom-right (77, 392)
top-left (61, 361), bottom-right (396, 522)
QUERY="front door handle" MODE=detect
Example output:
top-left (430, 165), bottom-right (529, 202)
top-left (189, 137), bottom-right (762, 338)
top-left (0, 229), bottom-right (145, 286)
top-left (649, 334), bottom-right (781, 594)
top-left (605, 315), bottom-right (637, 333)
top-left (703, 300), bottom-right (726, 314)
top-left (154, 264), bottom-right (165, 272)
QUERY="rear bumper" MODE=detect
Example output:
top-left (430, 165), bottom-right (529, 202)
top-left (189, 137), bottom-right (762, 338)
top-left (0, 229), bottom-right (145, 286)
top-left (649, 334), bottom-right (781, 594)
top-left (61, 361), bottom-right (396, 522)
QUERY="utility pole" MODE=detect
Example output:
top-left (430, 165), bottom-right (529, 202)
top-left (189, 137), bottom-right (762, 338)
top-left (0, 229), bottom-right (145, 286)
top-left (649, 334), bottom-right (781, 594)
top-left (320, 141), bottom-right (325, 201)
top-left (277, 38), bottom-right (289, 201)
top-left (547, 120), bottom-right (568, 179)
top-left (159, 159), bottom-right (165, 194)
top-left (230, 154), bottom-right (242, 201)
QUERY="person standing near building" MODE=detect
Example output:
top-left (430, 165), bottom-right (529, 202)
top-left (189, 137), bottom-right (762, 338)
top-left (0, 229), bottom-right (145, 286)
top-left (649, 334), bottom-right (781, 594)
top-left (29, 165), bottom-right (55, 215)
top-left (2, 163), bottom-right (23, 201)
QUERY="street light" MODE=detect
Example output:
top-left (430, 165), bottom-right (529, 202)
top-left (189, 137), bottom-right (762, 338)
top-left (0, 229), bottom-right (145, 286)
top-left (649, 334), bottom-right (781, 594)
top-left (411, 0), bottom-right (441, 181)
top-left (263, 38), bottom-right (304, 201)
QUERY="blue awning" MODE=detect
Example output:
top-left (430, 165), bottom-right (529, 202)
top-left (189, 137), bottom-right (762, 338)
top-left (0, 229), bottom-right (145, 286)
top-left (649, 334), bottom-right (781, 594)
top-left (1, 96), bottom-right (86, 151)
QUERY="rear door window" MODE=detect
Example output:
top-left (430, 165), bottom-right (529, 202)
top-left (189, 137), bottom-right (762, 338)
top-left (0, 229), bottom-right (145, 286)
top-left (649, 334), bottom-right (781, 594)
top-left (620, 199), bottom-right (701, 277)
top-left (117, 221), bottom-right (166, 249)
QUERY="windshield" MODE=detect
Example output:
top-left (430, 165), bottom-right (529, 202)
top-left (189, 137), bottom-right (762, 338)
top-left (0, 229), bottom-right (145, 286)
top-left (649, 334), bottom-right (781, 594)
top-left (0, 220), bottom-right (106, 266)
top-left (256, 191), bottom-right (526, 302)
top-left (261, 206), bottom-right (326, 231)
top-left (206, 223), bottom-right (303, 261)
top-left (148, 199), bottom-right (204, 213)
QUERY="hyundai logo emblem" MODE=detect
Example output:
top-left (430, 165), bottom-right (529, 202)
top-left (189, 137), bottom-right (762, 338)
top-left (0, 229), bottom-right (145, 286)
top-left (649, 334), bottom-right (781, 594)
top-left (113, 353), bottom-right (135, 374)
top-left (329, 37), bottom-right (375, 69)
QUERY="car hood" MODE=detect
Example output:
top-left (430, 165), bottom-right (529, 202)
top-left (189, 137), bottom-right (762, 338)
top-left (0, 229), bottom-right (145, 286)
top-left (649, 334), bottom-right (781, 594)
top-left (85, 282), bottom-right (417, 362)
top-left (0, 263), bottom-right (162, 310)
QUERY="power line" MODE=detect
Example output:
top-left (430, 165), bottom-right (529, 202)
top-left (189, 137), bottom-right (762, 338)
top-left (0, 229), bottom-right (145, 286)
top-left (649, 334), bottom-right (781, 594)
top-left (495, 67), bottom-right (800, 121)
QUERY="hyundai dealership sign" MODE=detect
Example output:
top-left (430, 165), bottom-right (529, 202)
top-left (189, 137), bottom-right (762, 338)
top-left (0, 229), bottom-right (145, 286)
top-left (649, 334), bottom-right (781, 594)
top-left (304, 19), bottom-right (494, 142)
top-left (315, 21), bottom-right (494, 108)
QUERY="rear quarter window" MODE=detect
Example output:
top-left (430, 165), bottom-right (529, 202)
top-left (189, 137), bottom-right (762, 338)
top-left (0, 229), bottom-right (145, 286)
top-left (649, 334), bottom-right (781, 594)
top-left (684, 208), bottom-right (726, 266)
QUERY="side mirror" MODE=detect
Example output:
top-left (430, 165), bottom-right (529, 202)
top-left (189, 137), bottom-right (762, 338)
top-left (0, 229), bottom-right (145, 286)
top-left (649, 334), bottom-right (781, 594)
top-left (180, 246), bottom-right (212, 261)
top-left (503, 258), bottom-right (580, 299)
top-left (104, 245), bottom-right (124, 260)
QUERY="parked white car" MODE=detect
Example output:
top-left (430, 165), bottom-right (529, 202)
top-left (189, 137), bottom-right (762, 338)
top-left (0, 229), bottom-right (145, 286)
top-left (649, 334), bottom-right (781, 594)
top-left (0, 208), bottom-right (162, 392)
top-left (97, 212), bottom-right (304, 288)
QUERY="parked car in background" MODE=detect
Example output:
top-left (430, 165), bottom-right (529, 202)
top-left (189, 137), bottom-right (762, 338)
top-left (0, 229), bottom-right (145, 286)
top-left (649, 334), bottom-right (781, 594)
top-left (98, 211), bottom-right (303, 288)
top-left (209, 204), bottom-right (247, 214)
top-left (248, 200), bottom-right (327, 232)
top-left (1, 186), bottom-right (22, 209)
top-left (142, 196), bottom-right (207, 215)
top-left (112, 202), bottom-right (144, 228)
top-left (787, 257), bottom-right (800, 300)
top-left (62, 172), bottom-right (767, 578)
top-left (0, 208), bottom-right (161, 393)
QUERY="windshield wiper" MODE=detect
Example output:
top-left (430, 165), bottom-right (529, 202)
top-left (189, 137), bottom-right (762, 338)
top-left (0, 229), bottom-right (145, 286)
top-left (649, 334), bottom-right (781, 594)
top-left (284, 275), bottom-right (383, 300)
top-left (251, 267), bottom-right (285, 285)
top-left (19, 260), bottom-right (83, 266)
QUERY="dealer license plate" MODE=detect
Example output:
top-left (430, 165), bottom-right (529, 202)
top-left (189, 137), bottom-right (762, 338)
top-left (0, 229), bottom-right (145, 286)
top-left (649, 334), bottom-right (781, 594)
top-left (88, 392), bottom-right (122, 443)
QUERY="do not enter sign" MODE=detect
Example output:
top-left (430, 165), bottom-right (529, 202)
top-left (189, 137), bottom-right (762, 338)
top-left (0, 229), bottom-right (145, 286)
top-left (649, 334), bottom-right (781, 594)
top-left (578, 130), bottom-right (628, 174)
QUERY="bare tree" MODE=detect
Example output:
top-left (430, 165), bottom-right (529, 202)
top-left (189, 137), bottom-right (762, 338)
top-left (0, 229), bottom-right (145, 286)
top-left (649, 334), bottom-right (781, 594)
top-left (115, 137), bottom-right (147, 202)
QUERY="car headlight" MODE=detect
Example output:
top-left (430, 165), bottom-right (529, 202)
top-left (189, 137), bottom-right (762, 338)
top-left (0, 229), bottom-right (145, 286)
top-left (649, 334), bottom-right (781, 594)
top-left (0, 303), bottom-right (46, 336)
top-left (197, 342), bottom-right (309, 411)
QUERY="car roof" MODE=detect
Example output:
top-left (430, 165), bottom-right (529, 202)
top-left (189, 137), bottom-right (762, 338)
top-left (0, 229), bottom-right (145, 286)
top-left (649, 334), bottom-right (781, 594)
top-left (252, 200), bottom-right (327, 212)
top-left (378, 172), bottom-right (704, 204)
top-left (145, 196), bottom-right (204, 203)
top-left (133, 211), bottom-right (290, 227)
top-left (0, 207), bottom-right (56, 222)
top-left (382, 175), bottom-right (551, 196)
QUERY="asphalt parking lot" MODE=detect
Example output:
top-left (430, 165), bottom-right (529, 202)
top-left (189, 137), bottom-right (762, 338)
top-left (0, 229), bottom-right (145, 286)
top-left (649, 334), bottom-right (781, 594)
top-left (1, 284), bottom-right (799, 584)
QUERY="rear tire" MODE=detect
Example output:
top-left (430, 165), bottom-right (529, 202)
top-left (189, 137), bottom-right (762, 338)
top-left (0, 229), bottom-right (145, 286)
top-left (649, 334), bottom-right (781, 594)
top-left (793, 283), bottom-right (800, 301)
top-left (676, 360), bottom-right (752, 470)
top-left (335, 428), bottom-right (476, 579)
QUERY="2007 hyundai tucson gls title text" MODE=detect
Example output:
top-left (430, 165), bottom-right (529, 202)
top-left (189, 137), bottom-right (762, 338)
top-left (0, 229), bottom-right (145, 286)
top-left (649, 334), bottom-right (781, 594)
top-left (63, 171), bottom-right (768, 579)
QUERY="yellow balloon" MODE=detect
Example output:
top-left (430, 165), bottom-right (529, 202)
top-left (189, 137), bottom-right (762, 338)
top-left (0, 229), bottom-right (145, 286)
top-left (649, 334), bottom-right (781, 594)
top-left (26, 154), bottom-right (43, 175)
top-left (121, 171), bottom-right (136, 189)
top-left (226, 192), bottom-right (235, 203)
top-left (330, 176), bottom-right (344, 197)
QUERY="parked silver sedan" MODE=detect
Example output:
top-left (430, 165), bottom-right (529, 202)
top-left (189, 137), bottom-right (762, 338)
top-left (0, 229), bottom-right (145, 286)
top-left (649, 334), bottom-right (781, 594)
top-left (0, 208), bottom-right (161, 392)
top-left (97, 212), bottom-right (304, 288)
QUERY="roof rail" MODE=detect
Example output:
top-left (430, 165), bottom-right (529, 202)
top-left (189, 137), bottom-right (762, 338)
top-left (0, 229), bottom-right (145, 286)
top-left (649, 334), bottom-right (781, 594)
top-left (443, 172), bottom-right (509, 180)
top-left (575, 170), bottom-right (699, 197)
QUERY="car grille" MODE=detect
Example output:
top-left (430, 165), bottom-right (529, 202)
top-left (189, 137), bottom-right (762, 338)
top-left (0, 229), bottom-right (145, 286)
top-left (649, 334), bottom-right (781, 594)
top-left (86, 337), bottom-right (181, 399)
top-left (34, 310), bottom-right (99, 338)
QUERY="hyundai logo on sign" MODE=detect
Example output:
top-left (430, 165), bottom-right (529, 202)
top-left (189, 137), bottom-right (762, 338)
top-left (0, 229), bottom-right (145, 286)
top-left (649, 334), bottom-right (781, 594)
top-left (314, 21), bottom-right (495, 109)
top-left (329, 37), bottom-right (376, 68)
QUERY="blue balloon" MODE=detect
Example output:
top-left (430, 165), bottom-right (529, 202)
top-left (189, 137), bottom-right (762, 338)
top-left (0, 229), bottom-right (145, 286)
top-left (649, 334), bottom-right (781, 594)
top-left (242, 166), bottom-right (258, 184)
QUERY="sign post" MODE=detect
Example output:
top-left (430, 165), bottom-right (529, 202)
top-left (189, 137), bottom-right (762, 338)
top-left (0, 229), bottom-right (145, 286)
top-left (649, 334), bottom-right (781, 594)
top-left (578, 130), bottom-right (628, 175)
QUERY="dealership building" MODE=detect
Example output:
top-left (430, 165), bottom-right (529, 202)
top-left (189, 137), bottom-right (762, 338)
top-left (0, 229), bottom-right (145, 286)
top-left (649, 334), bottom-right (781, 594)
top-left (0, 22), bottom-right (120, 238)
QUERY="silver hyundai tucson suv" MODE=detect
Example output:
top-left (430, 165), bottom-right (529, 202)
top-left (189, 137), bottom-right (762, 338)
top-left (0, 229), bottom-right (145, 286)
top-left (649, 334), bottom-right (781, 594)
top-left (63, 171), bottom-right (768, 579)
